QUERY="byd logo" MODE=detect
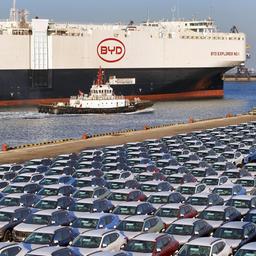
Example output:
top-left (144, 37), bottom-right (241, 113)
top-left (97, 38), bottom-right (126, 63)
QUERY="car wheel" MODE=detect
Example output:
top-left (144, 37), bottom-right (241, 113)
top-left (3, 230), bottom-right (12, 242)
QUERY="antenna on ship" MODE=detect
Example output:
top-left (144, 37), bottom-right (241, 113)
top-left (9, 0), bottom-right (17, 22)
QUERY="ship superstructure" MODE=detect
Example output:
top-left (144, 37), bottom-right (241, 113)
top-left (0, 7), bottom-right (246, 106)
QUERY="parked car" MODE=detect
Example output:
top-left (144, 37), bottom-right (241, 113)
top-left (116, 215), bottom-right (165, 238)
top-left (155, 203), bottom-right (198, 226)
top-left (234, 242), bottom-right (256, 256)
top-left (123, 233), bottom-right (179, 256)
top-left (177, 237), bottom-right (232, 256)
top-left (197, 205), bottom-right (242, 229)
top-left (165, 218), bottom-right (213, 245)
top-left (70, 229), bottom-right (127, 255)
top-left (213, 221), bottom-right (256, 251)
top-left (26, 246), bottom-right (79, 256)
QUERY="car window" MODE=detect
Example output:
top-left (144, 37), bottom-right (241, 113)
top-left (156, 236), bottom-right (170, 249)
top-left (109, 232), bottom-right (119, 243)
top-left (53, 248), bottom-right (73, 256)
top-left (0, 246), bottom-right (22, 256)
top-left (55, 228), bottom-right (70, 241)
top-left (149, 217), bottom-right (158, 227)
top-left (104, 215), bottom-right (113, 225)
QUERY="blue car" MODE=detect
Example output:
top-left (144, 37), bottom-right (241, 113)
top-left (243, 151), bottom-right (256, 165)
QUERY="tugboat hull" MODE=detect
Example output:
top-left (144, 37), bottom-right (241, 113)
top-left (38, 100), bottom-right (153, 114)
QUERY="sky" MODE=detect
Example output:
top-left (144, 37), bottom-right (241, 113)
top-left (0, 0), bottom-right (255, 70)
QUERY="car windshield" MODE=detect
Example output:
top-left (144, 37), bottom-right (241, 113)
top-left (236, 180), bottom-right (254, 187)
top-left (201, 178), bottom-right (219, 186)
top-left (222, 153), bottom-right (235, 159)
top-left (214, 228), bottom-right (243, 239)
top-left (124, 240), bottom-right (155, 253)
top-left (76, 180), bottom-right (92, 188)
top-left (167, 177), bottom-right (182, 184)
top-left (37, 188), bottom-right (58, 196)
top-left (39, 178), bottom-right (58, 185)
top-left (12, 176), bottom-right (30, 183)
top-left (224, 172), bottom-right (240, 178)
top-left (108, 182), bottom-right (125, 190)
top-left (2, 185), bottom-right (24, 194)
top-left (178, 244), bottom-right (211, 256)
top-left (24, 232), bottom-right (53, 244)
top-left (191, 170), bottom-right (205, 177)
top-left (235, 249), bottom-right (256, 256)
top-left (72, 218), bottom-right (98, 229)
top-left (157, 162), bottom-right (168, 167)
top-left (213, 188), bottom-right (232, 196)
top-left (25, 214), bottom-right (52, 225)
top-left (117, 221), bottom-right (143, 232)
top-left (213, 164), bottom-right (226, 171)
top-left (156, 208), bottom-right (179, 218)
top-left (177, 186), bottom-right (195, 195)
top-left (229, 199), bottom-right (251, 208)
top-left (34, 200), bottom-right (57, 210)
top-left (108, 193), bottom-right (128, 201)
top-left (140, 184), bottom-right (157, 192)
top-left (0, 197), bottom-right (20, 206)
top-left (0, 211), bottom-right (13, 222)
top-left (186, 197), bottom-right (208, 205)
top-left (0, 166), bottom-right (10, 172)
top-left (104, 173), bottom-right (120, 180)
top-left (69, 203), bottom-right (92, 212)
top-left (167, 224), bottom-right (193, 235)
top-left (199, 210), bottom-right (225, 221)
top-left (148, 195), bottom-right (168, 204)
top-left (73, 190), bottom-right (93, 199)
top-left (72, 235), bottom-right (101, 248)
top-left (113, 206), bottom-right (136, 215)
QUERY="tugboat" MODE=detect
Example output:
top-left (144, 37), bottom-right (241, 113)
top-left (38, 68), bottom-right (153, 114)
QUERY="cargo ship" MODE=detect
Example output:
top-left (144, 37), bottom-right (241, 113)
top-left (0, 3), bottom-right (246, 106)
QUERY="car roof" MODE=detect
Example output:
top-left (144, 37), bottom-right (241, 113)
top-left (124, 215), bottom-right (153, 221)
top-left (172, 218), bottom-right (199, 225)
top-left (73, 212), bottom-right (113, 219)
top-left (40, 195), bottom-right (65, 201)
top-left (34, 209), bottom-right (60, 215)
top-left (0, 206), bottom-right (23, 212)
top-left (220, 221), bottom-right (250, 229)
top-left (186, 237), bottom-right (222, 246)
top-left (133, 232), bottom-right (167, 241)
top-left (158, 203), bottom-right (182, 209)
top-left (231, 195), bottom-right (255, 200)
top-left (81, 228), bottom-right (116, 237)
top-left (34, 225), bottom-right (65, 233)
top-left (116, 201), bottom-right (142, 207)
top-left (149, 191), bottom-right (173, 196)
top-left (239, 242), bottom-right (256, 250)
top-left (27, 246), bottom-right (64, 254)
top-left (111, 189), bottom-right (136, 194)
top-left (188, 193), bottom-right (211, 198)
top-left (205, 206), bottom-right (230, 211)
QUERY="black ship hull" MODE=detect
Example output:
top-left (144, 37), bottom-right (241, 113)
top-left (0, 67), bottom-right (227, 106)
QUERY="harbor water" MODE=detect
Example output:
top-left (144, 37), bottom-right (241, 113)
top-left (0, 81), bottom-right (256, 148)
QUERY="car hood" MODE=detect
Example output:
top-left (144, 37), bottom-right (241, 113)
top-left (172, 235), bottom-right (191, 245)
top-left (190, 205), bottom-right (207, 212)
top-left (221, 195), bottom-right (233, 202)
top-left (69, 246), bottom-right (100, 255)
top-left (14, 223), bottom-right (45, 233)
top-left (236, 208), bottom-right (250, 215)
top-left (0, 222), bottom-right (9, 229)
top-left (159, 217), bottom-right (177, 225)
top-left (21, 242), bottom-right (47, 252)
top-left (224, 239), bottom-right (242, 249)
top-left (121, 231), bottom-right (141, 239)
top-left (124, 252), bottom-right (152, 256)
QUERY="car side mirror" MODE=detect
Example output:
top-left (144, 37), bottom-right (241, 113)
top-left (53, 240), bottom-right (59, 245)
top-left (144, 227), bottom-right (149, 231)
top-left (194, 231), bottom-right (199, 235)
top-left (99, 224), bottom-right (104, 228)
top-left (225, 216), bottom-right (230, 221)
top-left (156, 248), bottom-right (161, 252)
top-left (244, 235), bottom-right (249, 239)
top-left (13, 217), bottom-right (18, 222)
top-left (137, 211), bottom-right (141, 215)
top-left (102, 243), bottom-right (107, 248)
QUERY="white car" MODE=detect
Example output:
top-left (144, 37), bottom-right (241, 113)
top-left (70, 229), bottom-right (127, 255)
top-left (178, 237), bottom-right (232, 256)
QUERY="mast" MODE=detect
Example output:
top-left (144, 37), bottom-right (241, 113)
top-left (9, 0), bottom-right (17, 22)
